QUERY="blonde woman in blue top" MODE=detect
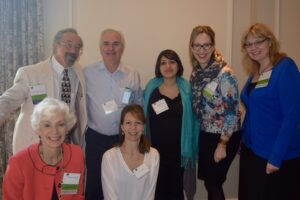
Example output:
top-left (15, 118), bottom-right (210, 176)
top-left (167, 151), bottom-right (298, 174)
top-left (144, 49), bottom-right (199, 200)
top-left (239, 22), bottom-right (300, 200)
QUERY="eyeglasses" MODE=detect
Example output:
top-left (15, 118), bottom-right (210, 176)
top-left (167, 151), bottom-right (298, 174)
top-left (244, 38), bottom-right (268, 49)
top-left (192, 43), bottom-right (213, 51)
top-left (60, 41), bottom-right (82, 52)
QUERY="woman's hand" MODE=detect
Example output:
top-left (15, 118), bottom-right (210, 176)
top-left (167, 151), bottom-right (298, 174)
top-left (214, 144), bottom-right (227, 163)
top-left (214, 135), bottom-right (229, 163)
top-left (266, 163), bottom-right (279, 174)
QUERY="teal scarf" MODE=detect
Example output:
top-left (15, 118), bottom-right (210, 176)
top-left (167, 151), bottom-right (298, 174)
top-left (143, 77), bottom-right (199, 168)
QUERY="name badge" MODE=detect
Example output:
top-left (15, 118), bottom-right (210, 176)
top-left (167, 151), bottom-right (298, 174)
top-left (102, 99), bottom-right (118, 114)
top-left (152, 99), bottom-right (169, 115)
top-left (203, 81), bottom-right (218, 99)
top-left (256, 70), bottom-right (272, 88)
top-left (30, 84), bottom-right (47, 105)
top-left (133, 164), bottom-right (149, 179)
top-left (122, 88), bottom-right (132, 104)
top-left (60, 173), bottom-right (80, 195)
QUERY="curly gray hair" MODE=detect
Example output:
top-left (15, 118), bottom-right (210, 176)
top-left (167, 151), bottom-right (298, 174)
top-left (31, 98), bottom-right (76, 132)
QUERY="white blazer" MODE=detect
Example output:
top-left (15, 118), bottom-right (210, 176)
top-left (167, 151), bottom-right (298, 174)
top-left (0, 58), bottom-right (87, 153)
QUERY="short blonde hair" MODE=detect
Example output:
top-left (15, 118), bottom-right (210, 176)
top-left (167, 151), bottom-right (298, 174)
top-left (31, 98), bottom-right (76, 132)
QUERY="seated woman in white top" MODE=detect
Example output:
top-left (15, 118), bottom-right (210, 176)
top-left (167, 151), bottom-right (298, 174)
top-left (101, 104), bottom-right (160, 200)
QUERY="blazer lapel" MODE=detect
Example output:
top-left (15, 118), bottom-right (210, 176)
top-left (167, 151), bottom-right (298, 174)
top-left (41, 58), bottom-right (55, 98)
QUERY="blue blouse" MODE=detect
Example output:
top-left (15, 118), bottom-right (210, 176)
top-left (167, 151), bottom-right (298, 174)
top-left (241, 57), bottom-right (300, 167)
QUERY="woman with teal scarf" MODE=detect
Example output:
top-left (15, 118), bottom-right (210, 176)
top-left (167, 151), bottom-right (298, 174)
top-left (144, 49), bottom-right (199, 200)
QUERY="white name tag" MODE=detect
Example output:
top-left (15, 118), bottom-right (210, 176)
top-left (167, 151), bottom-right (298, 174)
top-left (102, 99), bottom-right (118, 114)
top-left (60, 173), bottom-right (80, 195)
top-left (133, 164), bottom-right (149, 179)
top-left (203, 81), bottom-right (218, 99)
top-left (152, 99), bottom-right (169, 115)
top-left (29, 84), bottom-right (47, 105)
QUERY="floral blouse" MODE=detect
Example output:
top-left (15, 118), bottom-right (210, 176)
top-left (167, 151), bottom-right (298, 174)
top-left (190, 54), bottom-right (240, 137)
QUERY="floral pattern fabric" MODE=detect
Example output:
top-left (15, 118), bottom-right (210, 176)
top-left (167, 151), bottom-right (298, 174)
top-left (190, 52), bottom-right (240, 137)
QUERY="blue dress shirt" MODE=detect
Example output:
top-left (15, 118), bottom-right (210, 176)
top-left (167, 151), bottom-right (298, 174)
top-left (84, 61), bottom-right (143, 135)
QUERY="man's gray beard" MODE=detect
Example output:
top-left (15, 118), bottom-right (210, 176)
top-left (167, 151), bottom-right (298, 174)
top-left (65, 53), bottom-right (77, 67)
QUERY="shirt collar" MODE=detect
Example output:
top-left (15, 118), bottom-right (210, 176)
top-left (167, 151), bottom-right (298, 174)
top-left (51, 56), bottom-right (73, 74)
top-left (100, 61), bottom-right (125, 74)
top-left (28, 143), bottom-right (72, 175)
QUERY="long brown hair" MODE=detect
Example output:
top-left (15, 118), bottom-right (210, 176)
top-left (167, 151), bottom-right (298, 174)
top-left (117, 104), bottom-right (150, 153)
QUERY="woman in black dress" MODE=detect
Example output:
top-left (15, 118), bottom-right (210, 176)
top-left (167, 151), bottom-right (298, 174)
top-left (144, 49), bottom-right (199, 200)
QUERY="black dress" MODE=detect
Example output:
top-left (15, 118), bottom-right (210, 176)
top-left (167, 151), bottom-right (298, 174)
top-left (148, 87), bottom-right (184, 200)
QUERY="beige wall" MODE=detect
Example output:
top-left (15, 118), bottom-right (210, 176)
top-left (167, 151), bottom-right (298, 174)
top-left (72, 0), bottom-right (232, 87)
top-left (43, 0), bottom-right (300, 199)
top-left (280, 0), bottom-right (300, 68)
top-left (43, 0), bottom-right (71, 57)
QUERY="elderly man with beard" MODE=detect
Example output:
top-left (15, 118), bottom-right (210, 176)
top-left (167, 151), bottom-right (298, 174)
top-left (0, 28), bottom-right (87, 154)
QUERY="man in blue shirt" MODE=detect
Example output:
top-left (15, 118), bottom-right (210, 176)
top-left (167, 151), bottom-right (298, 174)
top-left (84, 29), bottom-right (143, 200)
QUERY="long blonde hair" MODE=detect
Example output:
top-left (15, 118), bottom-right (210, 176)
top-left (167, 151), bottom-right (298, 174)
top-left (240, 23), bottom-right (285, 75)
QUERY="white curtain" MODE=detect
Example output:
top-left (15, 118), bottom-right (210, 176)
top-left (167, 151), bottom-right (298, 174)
top-left (0, 0), bottom-right (44, 186)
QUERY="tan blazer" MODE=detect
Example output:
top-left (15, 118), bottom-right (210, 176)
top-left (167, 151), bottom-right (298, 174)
top-left (0, 58), bottom-right (87, 153)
